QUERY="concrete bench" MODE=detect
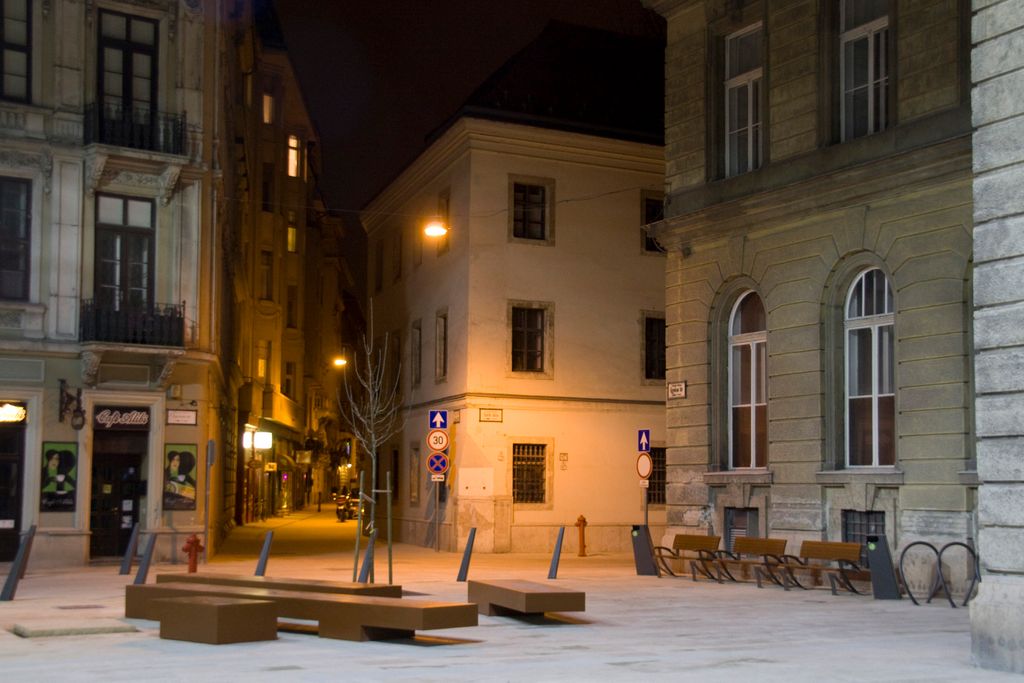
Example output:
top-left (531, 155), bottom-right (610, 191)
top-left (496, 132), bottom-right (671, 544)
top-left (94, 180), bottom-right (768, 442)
top-left (467, 580), bottom-right (585, 616)
top-left (154, 572), bottom-right (402, 598)
top-left (127, 582), bottom-right (478, 641)
top-left (151, 596), bottom-right (277, 644)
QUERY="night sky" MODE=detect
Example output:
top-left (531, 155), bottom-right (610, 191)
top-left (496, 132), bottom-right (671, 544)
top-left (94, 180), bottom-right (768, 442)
top-left (273, 0), bottom-right (664, 214)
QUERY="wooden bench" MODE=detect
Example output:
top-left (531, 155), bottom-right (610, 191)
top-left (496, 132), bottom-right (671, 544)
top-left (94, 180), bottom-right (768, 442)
top-left (127, 582), bottom-right (478, 641)
top-left (652, 534), bottom-right (721, 581)
top-left (710, 537), bottom-right (788, 583)
top-left (154, 573), bottom-right (402, 598)
top-left (151, 596), bottom-right (277, 644)
top-left (755, 540), bottom-right (870, 595)
top-left (467, 580), bottom-right (585, 616)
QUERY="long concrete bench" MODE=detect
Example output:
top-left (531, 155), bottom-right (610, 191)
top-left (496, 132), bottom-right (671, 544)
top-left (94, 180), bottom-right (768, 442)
top-left (154, 572), bottom-right (402, 597)
top-left (151, 596), bottom-right (277, 644)
top-left (127, 582), bottom-right (478, 641)
top-left (467, 580), bottom-right (585, 616)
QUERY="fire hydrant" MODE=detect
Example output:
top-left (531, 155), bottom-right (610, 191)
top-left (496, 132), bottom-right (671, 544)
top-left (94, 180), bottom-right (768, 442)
top-left (575, 515), bottom-right (588, 557)
top-left (182, 534), bottom-right (204, 573)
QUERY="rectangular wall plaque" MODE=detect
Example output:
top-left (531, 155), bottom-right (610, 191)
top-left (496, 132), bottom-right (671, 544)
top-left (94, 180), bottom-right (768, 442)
top-left (667, 382), bottom-right (687, 399)
top-left (167, 409), bottom-right (198, 425)
top-left (479, 408), bottom-right (503, 423)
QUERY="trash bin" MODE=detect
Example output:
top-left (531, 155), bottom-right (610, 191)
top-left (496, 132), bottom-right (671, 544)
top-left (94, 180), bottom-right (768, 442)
top-left (865, 533), bottom-right (901, 599)
top-left (631, 524), bottom-right (659, 576)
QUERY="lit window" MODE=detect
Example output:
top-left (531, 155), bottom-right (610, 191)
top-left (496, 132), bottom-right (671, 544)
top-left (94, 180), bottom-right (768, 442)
top-left (287, 225), bottom-right (297, 252)
top-left (841, 0), bottom-right (889, 140)
top-left (262, 93), bottom-right (274, 124)
top-left (845, 268), bottom-right (894, 466)
top-left (724, 24), bottom-right (763, 176)
top-left (287, 135), bottom-right (300, 177)
top-left (729, 292), bottom-right (767, 468)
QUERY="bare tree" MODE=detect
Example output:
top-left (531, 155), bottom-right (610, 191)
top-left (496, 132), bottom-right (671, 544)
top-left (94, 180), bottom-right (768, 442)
top-left (337, 308), bottom-right (403, 536)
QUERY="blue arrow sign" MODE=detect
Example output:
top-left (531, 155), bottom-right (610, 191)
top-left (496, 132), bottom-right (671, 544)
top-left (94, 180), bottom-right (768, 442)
top-left (429, 410), bottom-right (448, 429)
top-left (638, 429), bottom-right (651, 452)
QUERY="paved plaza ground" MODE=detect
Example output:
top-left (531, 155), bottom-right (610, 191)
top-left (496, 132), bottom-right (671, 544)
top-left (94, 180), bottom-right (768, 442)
top-left (0, 509), bottom-right (1014, 681)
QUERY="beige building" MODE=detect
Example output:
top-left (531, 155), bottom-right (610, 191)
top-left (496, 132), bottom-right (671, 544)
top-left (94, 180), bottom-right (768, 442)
top-left (0, 0), bottom-right (229, 566)
top-left (363, 108), bottom-right (667, 553)
top-left (646, 0), bottom-right (975, 581)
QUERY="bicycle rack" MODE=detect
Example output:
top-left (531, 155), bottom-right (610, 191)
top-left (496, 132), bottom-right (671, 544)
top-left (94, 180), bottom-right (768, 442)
top-left (898, 540), bottom-right (980, 608)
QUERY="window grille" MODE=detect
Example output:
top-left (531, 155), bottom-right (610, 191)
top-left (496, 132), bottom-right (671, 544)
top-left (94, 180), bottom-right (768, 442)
top-left (513, 443), bottom-right (546, 503)
top-left (842, 509), bottom-right (884, 567)
top-left (725, 507), bottom-right (759, 551)
top-left (648, 447), bottom-right (666, 504)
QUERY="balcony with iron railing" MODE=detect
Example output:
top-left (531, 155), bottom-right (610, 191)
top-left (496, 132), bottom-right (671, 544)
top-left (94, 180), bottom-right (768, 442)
top-left (79, 299), bottom-right (185, 347)
top-left (84, 103), bottom-right (187, 156)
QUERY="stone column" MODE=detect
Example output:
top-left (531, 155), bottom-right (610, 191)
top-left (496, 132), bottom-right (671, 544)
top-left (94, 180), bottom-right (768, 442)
top-left (970, 0), bottom-right (1024, 672)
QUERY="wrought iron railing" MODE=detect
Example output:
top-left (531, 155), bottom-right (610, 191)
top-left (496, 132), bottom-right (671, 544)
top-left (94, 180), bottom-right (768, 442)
top-left (79, 299), bottom-right (185, 347)
top-left (84, 103), bottom-right (186, 156)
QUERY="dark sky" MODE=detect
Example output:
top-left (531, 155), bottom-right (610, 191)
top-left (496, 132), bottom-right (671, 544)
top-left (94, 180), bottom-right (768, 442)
top-left (273, 0), bottom-right (664, 213)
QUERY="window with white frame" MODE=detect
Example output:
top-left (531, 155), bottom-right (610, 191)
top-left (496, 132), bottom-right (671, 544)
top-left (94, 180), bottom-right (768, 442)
top-left (729, 292), bottom-right (767, 468)
top-left (435, 310), bottom-right (448, 382)
top-left (510, 179), bottom-right (553, 243)
top-left (845, 268), bottom-right (894, 466)
top-left (1, 0), bottom-right (30, 102)
top-left (0, 177), bottom-right (30, 301)
top-left (512, 306), bottom-right (545, 372)
top-left (725, 24), bottom-right (763, 177)
top-left (95, 194), bottom-right (154, 311)
top-left (841, 0), bottom-right (889, 141)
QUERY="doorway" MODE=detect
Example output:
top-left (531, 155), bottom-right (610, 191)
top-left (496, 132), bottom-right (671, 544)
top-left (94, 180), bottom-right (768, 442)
top-left (0, 423), bottom-right (25, 561)
top-left (90, 450), bottom-right (143, 557)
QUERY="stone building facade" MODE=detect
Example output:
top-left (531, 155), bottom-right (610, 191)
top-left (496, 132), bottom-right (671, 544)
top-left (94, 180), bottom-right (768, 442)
top-left (969, 0), bottom-right (1024, 673)
top-left (0, 0), bottom-right (227, 566)
top-left (646, 0), bottom-right (976, 578)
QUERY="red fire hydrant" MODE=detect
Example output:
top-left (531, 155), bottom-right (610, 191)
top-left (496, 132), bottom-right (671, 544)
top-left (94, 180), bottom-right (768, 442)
top-left (182, 534), bottom-right (204, 573)
top-left (575, 515), bottom-right (588, 557)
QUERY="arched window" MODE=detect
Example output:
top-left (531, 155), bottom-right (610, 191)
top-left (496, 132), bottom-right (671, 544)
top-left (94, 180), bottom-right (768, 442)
top-left (729, 292), bottom-right (767, 468)
top-left (845, 268), bottom-right (895, 466)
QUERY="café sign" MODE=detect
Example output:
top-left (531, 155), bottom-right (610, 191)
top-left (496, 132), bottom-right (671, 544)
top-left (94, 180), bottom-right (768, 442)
top-left (94, 406), bottom-right (151, 431)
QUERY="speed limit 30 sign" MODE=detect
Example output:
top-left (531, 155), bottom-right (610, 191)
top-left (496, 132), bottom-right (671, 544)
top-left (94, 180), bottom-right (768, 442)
top-left (426, 429), bottom-right (449, 452)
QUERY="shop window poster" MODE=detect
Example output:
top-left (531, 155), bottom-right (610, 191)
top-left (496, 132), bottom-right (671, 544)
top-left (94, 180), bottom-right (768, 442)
top-left (163, 444), bottom-right (198, 511)
top-left (41, 442), bottom-right (77, 511)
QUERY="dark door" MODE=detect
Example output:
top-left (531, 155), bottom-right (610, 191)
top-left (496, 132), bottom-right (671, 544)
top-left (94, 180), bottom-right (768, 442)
top-left (0, 424), bottom-right (25, 561)
top-left (90, 452), bottom-right (141, 557)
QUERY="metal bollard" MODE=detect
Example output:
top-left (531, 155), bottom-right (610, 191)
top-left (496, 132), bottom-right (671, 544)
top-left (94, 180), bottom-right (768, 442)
top-left (575, 515), bottom-right (588, 557)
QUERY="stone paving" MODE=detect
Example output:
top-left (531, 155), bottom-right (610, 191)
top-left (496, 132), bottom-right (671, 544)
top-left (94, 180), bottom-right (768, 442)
top-left (0, 509), bottom-right (1014, 682)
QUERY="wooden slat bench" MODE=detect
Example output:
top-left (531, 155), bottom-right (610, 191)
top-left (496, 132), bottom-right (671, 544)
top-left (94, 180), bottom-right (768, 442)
top-left (711, 537), bottom-right (788, 583)
top-left (755, 540), bottom-right (870, 595)
top-left (127, 582), bottom-right (478, 641)
top-left (154, 573), bottom-right (402, 598)
top-left (652, 534), bottom-right (721, 581)
top-left (151, 596), bottom-right (277, 644)
top-left (467, 580), bottom-right (585, 616)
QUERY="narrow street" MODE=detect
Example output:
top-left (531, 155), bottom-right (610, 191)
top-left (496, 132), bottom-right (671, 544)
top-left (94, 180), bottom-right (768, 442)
top-left (213, 506), bottom-right (359, 561)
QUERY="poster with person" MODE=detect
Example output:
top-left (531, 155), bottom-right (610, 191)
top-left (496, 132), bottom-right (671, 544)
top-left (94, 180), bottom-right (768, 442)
top-left (40, 443), bottom-right (77, 511)
top-left (163, 444), bottom-right (198, 510)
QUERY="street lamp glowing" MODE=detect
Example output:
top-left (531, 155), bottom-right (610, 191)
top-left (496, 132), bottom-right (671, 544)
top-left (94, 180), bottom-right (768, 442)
top-left (333, 357), bottom-right (348, 368)
top-left (423, 217), bottom-right (448, 238)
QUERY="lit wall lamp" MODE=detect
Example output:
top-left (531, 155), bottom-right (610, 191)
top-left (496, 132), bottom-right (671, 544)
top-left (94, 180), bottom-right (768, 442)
top-left (58, 379), bottom-right (86, 430)
top-left (423, 216), bottom-right (448, 238)
top-left (254, 431), bottom-right (273, 450)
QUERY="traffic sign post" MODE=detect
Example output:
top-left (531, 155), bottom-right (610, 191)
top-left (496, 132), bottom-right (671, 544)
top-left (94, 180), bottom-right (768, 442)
top-left (426, 429), bottom-right (450, 452)
top-left (636, 438), bottom-right (652, 528)
top-left (426, 415), bottom-right (450, 553)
